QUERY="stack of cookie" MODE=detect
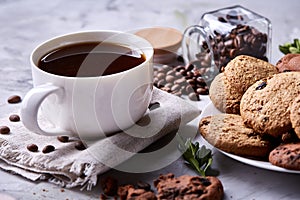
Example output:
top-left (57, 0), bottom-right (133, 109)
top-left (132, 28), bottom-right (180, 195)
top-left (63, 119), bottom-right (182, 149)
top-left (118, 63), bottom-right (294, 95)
top-left (200, 54), bottom-right (300, 170)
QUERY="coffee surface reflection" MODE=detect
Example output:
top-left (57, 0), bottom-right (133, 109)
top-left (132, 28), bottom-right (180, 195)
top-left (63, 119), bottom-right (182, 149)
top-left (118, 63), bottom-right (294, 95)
top-left (38, 42), bottom-right (146, 77)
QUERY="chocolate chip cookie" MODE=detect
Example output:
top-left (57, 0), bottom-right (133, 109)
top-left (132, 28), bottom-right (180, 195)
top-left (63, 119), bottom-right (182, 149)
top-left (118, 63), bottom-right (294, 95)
top-left (209, 73), bottom-right (241, 114)
top-left (154, 173), bottom-right (223, 200)
top-left (224, 55), bottom-right (278, 94)
top-left (269, 143), bottom-right (300, 170)
top-left (199, 114), bottom-right (272, 158)
top-left (240, 72), bottom-right (300, 138)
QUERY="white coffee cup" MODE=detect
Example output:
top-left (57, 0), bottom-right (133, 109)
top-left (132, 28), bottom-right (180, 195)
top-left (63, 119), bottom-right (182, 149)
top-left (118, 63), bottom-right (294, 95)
top-left (21, 30), bottom-right (154, 139)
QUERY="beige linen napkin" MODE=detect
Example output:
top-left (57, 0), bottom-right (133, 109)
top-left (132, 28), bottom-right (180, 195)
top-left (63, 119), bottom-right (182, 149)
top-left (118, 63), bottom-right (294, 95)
top-left (0, 88), bottom-right (200, 189)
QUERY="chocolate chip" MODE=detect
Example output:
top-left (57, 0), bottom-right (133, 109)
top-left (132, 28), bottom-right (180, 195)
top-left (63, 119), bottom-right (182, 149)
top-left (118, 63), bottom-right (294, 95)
top-left (42, 145), bottom-right (55, 153)
top-left (199, 178), bottom-right (211, 186)
top-left (74, 141), bottom-right (86, 150)
top-left (7, 95), bottom-right (21, 104)
top-left (283, 69), bottom-right (292, 72)
top-left (57, 135), bottom-right (69, 143)
top-left (27, 144), bottom-right (38, 152)
top-left (9, 114), bottom-right (20, 122)
top-left (137, 181), bottom-right (151, 191)
top-left (0, 126), bottom-right (10, 134)
top-left (255, 81), bottom-right (267, 90)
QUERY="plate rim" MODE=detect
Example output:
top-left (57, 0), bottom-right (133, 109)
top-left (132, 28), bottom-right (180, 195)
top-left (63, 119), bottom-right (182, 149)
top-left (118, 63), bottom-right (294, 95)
top-left (199, 101), bottom-right (300, 174)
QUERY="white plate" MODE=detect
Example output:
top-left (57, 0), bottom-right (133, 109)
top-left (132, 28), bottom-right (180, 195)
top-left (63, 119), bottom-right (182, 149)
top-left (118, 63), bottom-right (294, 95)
top-left (199, 101), bottom-right (300, 174)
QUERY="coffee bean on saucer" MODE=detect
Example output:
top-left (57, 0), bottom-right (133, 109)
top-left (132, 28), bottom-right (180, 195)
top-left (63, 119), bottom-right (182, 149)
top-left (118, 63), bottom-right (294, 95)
top-left (0, 126), bottom-right (10, 134)
top-left (27, 144), bottom-right (38, 152)
top-left (57, 135), bottom-right (69, 143)
top-left (42, 145), bottom-right (55, 153)
top-left (9, 114), bottom-right (20, 122)
top-left (7, 95), bottom-right (22, 104)
top-left (74, 141), bottom-right (86, 150)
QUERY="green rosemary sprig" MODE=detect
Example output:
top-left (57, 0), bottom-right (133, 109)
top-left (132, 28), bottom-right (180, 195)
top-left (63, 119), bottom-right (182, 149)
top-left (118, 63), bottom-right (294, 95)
top-left (177, 134), bottom-right (214, 177)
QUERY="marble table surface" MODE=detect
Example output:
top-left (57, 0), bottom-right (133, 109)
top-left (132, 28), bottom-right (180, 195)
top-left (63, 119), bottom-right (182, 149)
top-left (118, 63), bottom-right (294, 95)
top-left (0, 0), bottom-right (300, 199)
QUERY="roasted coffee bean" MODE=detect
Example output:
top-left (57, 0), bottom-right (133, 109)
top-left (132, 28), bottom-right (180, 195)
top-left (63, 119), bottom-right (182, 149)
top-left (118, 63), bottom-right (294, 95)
top-left (27, 144), bottom-right (38, 152)
top-left (42, 145), bottom-right (55, 153)
top-left (198, 23), bottom-right (269, 71)
top-left (185, 85), bottom-right (194, 94)
top-left (0, 126), bottom-right (10, 134)
top-left (186, 78), bottom-right (196, 86)
top-left (9, 114), bottom-right (20, 122)
top-left (156, 72), bottom-right (165, 79)
top-left (188, 93), bottom-right (200, 101)
top-left (173, 91), bottom-right (182, 96)
top-left (174, 77), bottom-right (186, 85)
top-left (75, 141), bottom-right (86, 150)
top-left (185, 64), bottom-right (194, 71)
top-left (164, 83), bottom-right (173, 89)
top-left (7, 95), bottom-right (21, 104)
top-left (165, 75), bottom-right (175, 83)
top-left (153, 62), bottom-right (209, 101)
top-left (166, 70), bottom-right (175, 76)
top-left (57, 135), bottom-right (69, 143)
top-left (171, 84), bottom-right (181, 92)
top-left (197, 88), bottom-right (209, 95)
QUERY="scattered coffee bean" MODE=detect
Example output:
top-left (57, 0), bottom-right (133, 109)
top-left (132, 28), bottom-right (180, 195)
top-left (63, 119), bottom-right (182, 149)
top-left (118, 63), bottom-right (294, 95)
top-left (7, 95), bottom-right (22, 104)
top-left (74, 140), bottom-right (86, 150)
top-left (0, 126), bottom-right (10, 134)
top-left (57, 135), bottom-right (69, 143)
top-left (42, 145), bottom-right (55, 153)
top-left (188, 93), bottom-right (199, 101)
top-left (9, 114), bottom-right (20, 122)
top-left (27, 144), bottom-right (38, 152)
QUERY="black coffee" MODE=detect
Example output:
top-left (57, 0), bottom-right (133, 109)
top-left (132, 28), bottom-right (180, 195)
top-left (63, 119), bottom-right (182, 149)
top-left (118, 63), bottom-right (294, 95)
top-left (38, 42), bottom-right (146, 77)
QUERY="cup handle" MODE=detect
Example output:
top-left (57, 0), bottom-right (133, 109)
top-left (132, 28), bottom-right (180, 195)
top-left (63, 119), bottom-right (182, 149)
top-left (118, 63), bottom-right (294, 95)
top-left (21, 83), bottom-right (72, 136)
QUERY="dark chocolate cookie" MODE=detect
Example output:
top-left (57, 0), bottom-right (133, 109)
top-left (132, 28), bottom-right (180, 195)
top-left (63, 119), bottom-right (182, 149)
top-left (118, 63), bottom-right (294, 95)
top-left (154, 173), bottom-right (223, 200)
top-left (269, 143), bottom-right (300, 170)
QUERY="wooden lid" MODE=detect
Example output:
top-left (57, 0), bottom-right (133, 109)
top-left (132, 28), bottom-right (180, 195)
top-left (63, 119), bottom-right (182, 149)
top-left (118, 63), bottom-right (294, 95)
top-left (135, 27), bottom-right (182, 55)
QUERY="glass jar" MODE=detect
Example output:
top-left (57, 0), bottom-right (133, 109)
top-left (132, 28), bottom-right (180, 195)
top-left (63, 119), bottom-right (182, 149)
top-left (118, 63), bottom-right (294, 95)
top-left (182, 5), bottom-right (272, 83)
